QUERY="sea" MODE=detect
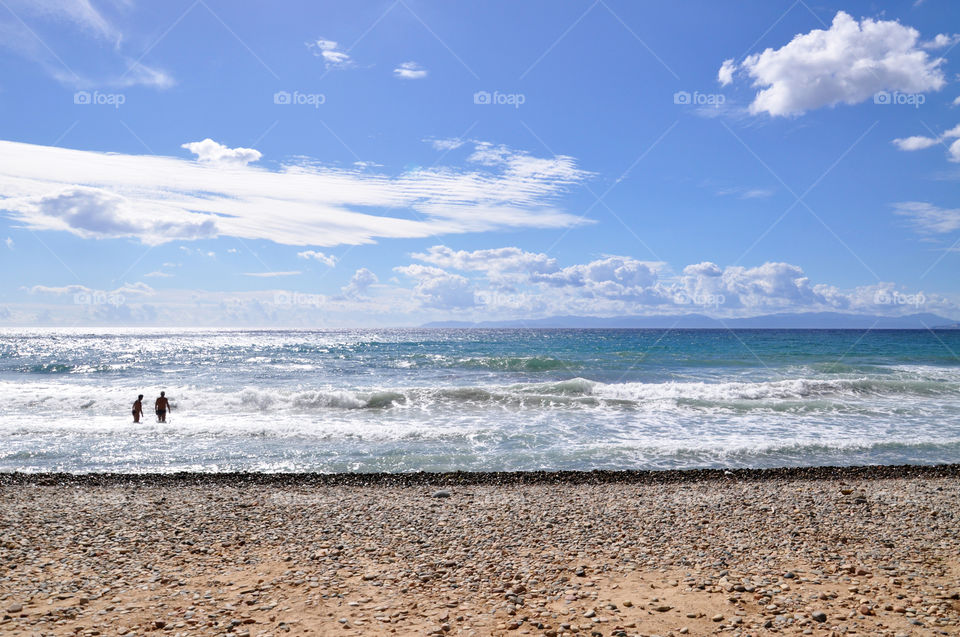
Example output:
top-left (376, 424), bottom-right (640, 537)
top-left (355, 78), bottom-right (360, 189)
top-left (1, 328), bottom-right (958, 473)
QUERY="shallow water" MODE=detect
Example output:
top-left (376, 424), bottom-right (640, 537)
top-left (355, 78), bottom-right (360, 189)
top-left (1, 328), bottom-right (958, 473)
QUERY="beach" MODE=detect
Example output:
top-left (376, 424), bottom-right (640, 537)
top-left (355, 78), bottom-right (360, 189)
top-left (2, 466), bottom-right (959, 637)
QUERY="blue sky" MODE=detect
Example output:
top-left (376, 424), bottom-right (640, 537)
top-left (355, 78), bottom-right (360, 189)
top-left (1, 0), bottom-right (959, 326)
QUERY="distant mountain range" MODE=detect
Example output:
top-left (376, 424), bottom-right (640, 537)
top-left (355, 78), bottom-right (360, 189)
top-left (423, 312), bottom-right (960, 329)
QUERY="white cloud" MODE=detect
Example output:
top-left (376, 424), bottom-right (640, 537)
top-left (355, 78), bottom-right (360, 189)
top-left (892, 124), bottom-right (960, 161)
top-left (718, 58), bottom-right (735, 86)
top-left (243, 271), bottom-right (302, 278)
top-left (892, 135), bottom-right (940, 151)
top-left (953, 96), bottom-right (960, 107)
top-left (411, 245), bottom-right (558, 276)
top-left (723, 11), bottom-right (946, 116)
top-left (530, 256), bottom-right (666, 303)
top-left (26, 281), bottom-right (155, 299)
top-left (716, 186), bottom-right (775, 199)
top-left (308, 38), bottom-right (352, 69)
top-left (950, 139), bottom-right (960, 163)
top-left (4, 237), bottom-right (12, 249)
top-left (0, 139), bottom-right (590, 247)
top-left (341, 268), bottom-right (378, 299)
top-left (893, 202), bottom-right (960, 234)
top-left (428, 138), bottom-right (465, 151)
top-left (144, 270), bottom-right (172, 278)
top-left (395, 264), bottom-right (475, 309)
top-left (394, 61), bottom-right (427, 79)
top-left (922, 33), bottom-right (959, 49)
top-left (181, 139), bottom-right (262, 167)
top-left (9, 186), bottom-right (217, 245)
top-left (396, 244), bottom-right (956, 318)
top-left (297, 250), bottom-right (337, 267)
top-left (0, 1), bottom-right (174, 89)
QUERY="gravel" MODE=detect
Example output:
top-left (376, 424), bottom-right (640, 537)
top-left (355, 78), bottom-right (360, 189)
top-left (1, 465), bottom-right (958, 636)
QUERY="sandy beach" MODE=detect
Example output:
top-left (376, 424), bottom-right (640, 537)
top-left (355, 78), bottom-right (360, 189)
top-left (2, 466), bottom-right (959, 637)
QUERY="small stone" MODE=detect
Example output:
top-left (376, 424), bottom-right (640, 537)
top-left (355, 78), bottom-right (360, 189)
top-left (153, 620), bottom-right (166, 629)
top-left (712, 613), bottom-right (724, 622)
top-left (7, 603), bottom-right (22, 613)
top-left (811, 611), bottom-right (827, 623)
top-left (654, 605), bottom-right (672, 612)
top-left (431, 490), bottom-right (451, 498)
top-left (584, 609), bottom-right (596, 618)
top-left (784, 571), bottom-right (795, 579)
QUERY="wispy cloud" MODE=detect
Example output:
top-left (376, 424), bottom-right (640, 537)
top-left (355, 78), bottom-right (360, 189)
top-left (394, 61), bottom-right (427, 79)
top-left (307, 38), bottom-right (353, 69)
top-left (893, 202), bottom-right (960, 234)
top-left (0, 0), bottom-right (174, 89)
top-left (0, 139), bottom-right (592, 247)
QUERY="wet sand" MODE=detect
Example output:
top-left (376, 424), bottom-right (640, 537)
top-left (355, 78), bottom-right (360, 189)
top-left (1, 465), bottom-right (959, 636)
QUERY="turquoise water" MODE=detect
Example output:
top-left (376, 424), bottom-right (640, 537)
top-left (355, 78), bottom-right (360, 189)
top-left (1, 328), bottom-right (958, 472)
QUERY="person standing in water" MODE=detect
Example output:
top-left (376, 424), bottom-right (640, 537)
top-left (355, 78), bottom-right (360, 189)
top-left (132, 394), bottom-right (144, 423)
top-left (155, 391), bottom-right (170, 423)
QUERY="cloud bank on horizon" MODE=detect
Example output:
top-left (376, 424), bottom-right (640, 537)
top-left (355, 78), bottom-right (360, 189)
top-left (1, 2), bottom-right (958, 325)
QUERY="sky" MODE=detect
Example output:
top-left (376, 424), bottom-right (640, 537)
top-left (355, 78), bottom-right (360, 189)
top-left (1, 0), bottom-right (959, 326)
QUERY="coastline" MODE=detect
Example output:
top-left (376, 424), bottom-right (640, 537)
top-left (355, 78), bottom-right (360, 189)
top-left (2, 465), bottom-right (959, 636)
top-left (3, 462), bottom-right (960, 487)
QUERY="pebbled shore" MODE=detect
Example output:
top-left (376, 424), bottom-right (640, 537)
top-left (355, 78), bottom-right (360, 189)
top-left (1, 466), bottom-right (959, 637)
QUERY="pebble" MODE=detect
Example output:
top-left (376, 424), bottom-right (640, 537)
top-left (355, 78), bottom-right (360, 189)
top-left (0, 468), bottom-right (957, 636)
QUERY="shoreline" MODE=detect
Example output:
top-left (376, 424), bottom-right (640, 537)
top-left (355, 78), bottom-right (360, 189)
top-left (2, 462), bottom-right (959, 487)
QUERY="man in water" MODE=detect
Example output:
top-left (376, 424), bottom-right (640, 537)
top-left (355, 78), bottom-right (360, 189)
top-left (155, 391), bottom-right (170, 423)
top-left (132, 394), bottom-right (144, 423)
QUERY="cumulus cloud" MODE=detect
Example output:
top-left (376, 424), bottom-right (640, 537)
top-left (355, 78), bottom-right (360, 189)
top-left (341, 268), bottom-right (378, 299)
top-left (4, 237), bottom-right (12, 249)
top-left (8, 187), bottom-right (218, 245)
top-left (297, 250), bottom-right (337, 267)
top-left (531, 256), bottom-right (665, 302)
top-left (0, 139), bottom-right (590, 247)
top-left (922, 33), bottom-right (960, 49)
top-left (243, 271), bottom-right (302, 278)
top-left (411, 245), bottom-right (558, 276)
top-left (395, 244), bottom-right (955, 318)
top-left (722, 11), bottom-right (947, 116)
top-left (394, 61), bottom-right (427, 79)
top-left (892, 124), bottom-right (960, 161)
top-left (718, 58), bottom-right (736, 86)
top-left (308, 38), bottom-right (352, 69)
top-left (395, 264), bottom-right (475, 309)
top-left (181, 139), bottom-right (262, 167)
top-left (26, 281), bottom-right (154, 301)
top-left (892, 135), bottom-right (940, 151)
